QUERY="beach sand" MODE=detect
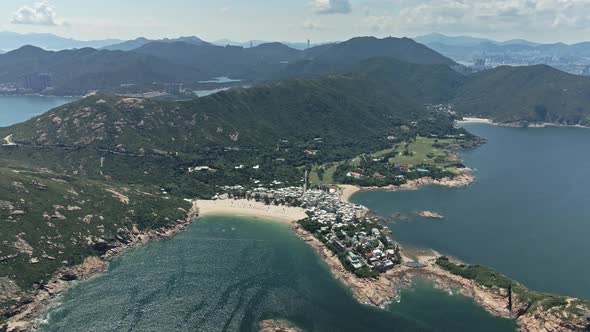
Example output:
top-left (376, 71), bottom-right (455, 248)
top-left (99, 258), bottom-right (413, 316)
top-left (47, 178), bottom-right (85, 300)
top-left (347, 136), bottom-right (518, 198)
top-left (196, 199), bottom-right (308, 222)
top-left (339, 185), bottom-right (361, 203)
top-left (456, 117), bottom-right (493, 124)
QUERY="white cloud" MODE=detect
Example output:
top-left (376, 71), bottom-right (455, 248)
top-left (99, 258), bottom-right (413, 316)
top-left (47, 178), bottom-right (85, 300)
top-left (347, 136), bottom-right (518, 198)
top-left (363, 15), bottom-right (394, 32)
top-left (364, 0), bottom-right (590, 38)
top-left (302, 19), bottom-right (327, 30)
top-left (11, 1), bottom-right (67, 26)
top-left (312, 0), bottom-right (352, 14)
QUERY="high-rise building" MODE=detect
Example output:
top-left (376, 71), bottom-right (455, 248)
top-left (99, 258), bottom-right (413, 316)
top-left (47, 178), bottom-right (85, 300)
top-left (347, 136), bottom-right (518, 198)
top-left (24, 73), bottom-right (52, 92)
top-left (164, 83), bottom-right (184, 94)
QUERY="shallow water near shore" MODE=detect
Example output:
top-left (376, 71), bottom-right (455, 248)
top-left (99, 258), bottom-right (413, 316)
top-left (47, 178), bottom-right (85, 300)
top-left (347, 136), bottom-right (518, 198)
top-left (38, 216), bottom-right (515, 331)
top-left (0, 95), bottom-right (78, 127)
top-left (353, 123), bottom-right (590, 299)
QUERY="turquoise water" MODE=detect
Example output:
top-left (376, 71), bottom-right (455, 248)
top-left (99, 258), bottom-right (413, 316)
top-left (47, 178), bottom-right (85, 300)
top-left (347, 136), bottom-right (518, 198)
top-left (39, 216), bottom-right (515, 331)
top-left (353, 124), bottom-right (590, 299)
top-left (0, 95), bottom-right (77, 127)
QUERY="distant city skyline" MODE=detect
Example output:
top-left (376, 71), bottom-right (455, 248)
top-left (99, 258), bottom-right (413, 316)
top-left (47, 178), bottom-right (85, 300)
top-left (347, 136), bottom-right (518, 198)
top-left (2, 0), bottom-right (590, 44)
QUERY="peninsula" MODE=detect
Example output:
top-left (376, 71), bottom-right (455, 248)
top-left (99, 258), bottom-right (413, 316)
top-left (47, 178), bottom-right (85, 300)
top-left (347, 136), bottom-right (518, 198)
top-left (194, 185), bottom-right (590, 332)
top-left (3, 35), bottom-right (590, 330)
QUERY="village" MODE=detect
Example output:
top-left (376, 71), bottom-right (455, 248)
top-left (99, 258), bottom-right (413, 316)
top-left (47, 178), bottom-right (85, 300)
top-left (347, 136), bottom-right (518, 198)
top-left (218, 184), bottom-right (402, 278)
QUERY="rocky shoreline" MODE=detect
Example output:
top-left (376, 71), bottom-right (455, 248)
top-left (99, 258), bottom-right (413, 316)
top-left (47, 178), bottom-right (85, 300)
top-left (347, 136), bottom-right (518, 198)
top-left (3, 201), bottom-right (199, 332)
top-left (335, 180), bottom-right (590, 332)
top-left (458, 117), bottom-right (590, 130)
top-left (292, 224), bottom-right (404, 307)
top-left (293, 224), bottom-right (589, 332)
top-left (339, 169), bottom-right (475, 203)
top-left (4, 184), bottom-right (588, 332)
top-left (258, 319), bottom-right (302, 332)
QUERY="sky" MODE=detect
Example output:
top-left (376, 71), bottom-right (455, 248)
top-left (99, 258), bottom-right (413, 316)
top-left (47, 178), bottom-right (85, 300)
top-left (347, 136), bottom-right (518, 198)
top-left (2, 0), bottom-right (590, 44)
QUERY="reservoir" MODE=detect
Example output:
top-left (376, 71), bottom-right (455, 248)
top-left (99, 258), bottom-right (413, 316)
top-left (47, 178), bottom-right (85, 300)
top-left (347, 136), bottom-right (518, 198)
top-left (352, 123), bottom-right (590, 299)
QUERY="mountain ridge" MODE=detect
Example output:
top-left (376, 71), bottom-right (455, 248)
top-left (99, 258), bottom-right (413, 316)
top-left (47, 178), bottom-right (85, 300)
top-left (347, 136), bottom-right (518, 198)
top-left (0, 31), bottom-right (122, 51)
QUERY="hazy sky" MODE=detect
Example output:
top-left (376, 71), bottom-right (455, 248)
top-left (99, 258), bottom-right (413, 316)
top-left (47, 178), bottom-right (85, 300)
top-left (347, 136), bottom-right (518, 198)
top-left (2, 0), bottom-right (590, 43)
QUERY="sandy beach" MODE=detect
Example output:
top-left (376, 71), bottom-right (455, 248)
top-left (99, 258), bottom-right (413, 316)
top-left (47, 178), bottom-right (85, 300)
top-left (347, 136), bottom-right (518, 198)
top-left (338, 185), bottom-right (361, 203)
top-left (456, 117), bottom-right (494, 124)
top-left (196, 199), bottom-right (308, 222)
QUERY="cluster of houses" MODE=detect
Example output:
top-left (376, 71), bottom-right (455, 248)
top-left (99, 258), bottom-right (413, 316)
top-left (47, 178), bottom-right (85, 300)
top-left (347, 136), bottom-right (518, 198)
top-left (220, 185), bottom-right (400, 275)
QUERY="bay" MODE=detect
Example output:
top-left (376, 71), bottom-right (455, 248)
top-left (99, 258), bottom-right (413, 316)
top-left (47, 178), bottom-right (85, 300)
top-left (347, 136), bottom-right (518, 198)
top-left (39, 216), bottom-right (515, 331)
top-left (352, 123), bottom-right (590, 299)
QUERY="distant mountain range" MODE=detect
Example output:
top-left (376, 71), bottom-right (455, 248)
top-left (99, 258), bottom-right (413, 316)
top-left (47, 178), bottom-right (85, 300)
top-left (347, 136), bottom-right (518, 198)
top-left (414, 33), bottom-right (540, 47)
top-left (0, 31), bottom-right (325, 52)
top-left (212, 39), bottom-right (329, 50)
top-left (414, 33), bottom-right (590, 74)
top-left (0, 36), bottom-right (456, 95)
top-left (102, 36), bottom-right (208, 51)
top-left (0, 31), bottom-right (122, 51)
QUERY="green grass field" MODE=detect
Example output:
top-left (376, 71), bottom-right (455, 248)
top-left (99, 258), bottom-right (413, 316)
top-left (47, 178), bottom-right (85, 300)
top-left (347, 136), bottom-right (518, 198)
top-left (309, 162), bottom-right (341, 185)
top-left (388, 136), bottom-right (460, 167)
top-left (308, 136), bottom-right (464, 185)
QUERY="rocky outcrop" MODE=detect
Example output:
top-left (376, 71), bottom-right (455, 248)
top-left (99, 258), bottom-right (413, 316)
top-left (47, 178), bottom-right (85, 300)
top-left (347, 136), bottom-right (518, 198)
top-left (4, 256), bottom-right (108, 332)
top-left (357, 168), bottom-right (476, 194)
top-left (258, 319), bottom-right (302, 332)
top-left (3, 201), bottom-right (199, 332)
top-left (0, 278), bottom-right (21, 303)
top-left (416, 211), bottom-right (444, 219)
top-left (516, 301), bottom-right (590, 332)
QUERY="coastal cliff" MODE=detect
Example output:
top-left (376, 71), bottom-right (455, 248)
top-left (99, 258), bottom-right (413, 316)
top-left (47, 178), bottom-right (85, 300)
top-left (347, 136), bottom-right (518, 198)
top-left (291, 227), bottom-right (590, 332)
top-left (3, 201), bottom-right (199, 332)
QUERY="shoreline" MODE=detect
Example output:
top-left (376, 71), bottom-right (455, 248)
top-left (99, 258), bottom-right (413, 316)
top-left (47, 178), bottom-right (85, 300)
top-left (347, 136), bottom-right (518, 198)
top-left (6, 192), bottom-right (587, 331)
top-left (195, 199), bottom-right (308, 223)
top-left (193, 190), bottom-right (588, 331)
top-left (192, 196), bottom-right (516, 320)
top-left (339, 169), bottom-right (475, 203)
top-left (456, 117), bottom-right (494, 124)
top-left (4, 201), bottom-right (200, 332)
top-left (457, 117), bottom-right (590, 129)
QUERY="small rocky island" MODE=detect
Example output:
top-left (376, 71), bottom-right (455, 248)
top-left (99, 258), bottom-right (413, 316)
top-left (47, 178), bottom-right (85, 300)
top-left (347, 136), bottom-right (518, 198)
top-left (416, 211), bottom-right (445, 219)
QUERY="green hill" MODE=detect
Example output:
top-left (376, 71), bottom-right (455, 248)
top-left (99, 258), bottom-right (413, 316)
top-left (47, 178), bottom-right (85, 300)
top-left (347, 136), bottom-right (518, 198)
top-left (305, 37), bottom-right (457, 66)
top-left (0, 58), bottom-right (470, 207)
top-left (0, 59), bottom-right (464, 154)
top-left (4, 54), bottom-right (590, 324)
top-left (0, 46), bottom-right (206, 95)
top-left (455, 65), bottom-right (590, 125)
top-left (0, 37), bottom-right (458, 96)
top-left (278, 37), bottom-right (458, 78)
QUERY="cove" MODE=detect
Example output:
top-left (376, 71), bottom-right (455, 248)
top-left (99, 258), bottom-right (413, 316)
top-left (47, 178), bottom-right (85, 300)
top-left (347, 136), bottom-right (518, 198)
top-left (352, 123), bottom-right (590, 299)
top-left (38, 216), bottom-right (515, 331)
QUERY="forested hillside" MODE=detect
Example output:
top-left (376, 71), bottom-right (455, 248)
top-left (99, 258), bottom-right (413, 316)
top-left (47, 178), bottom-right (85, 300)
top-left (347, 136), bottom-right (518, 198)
top-left (456, 65), bottom-right (590, 125)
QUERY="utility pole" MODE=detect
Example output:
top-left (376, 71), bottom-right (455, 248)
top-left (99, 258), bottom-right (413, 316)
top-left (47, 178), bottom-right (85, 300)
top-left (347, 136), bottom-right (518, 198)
top-left (508, 284), bottom-right (513, 315)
